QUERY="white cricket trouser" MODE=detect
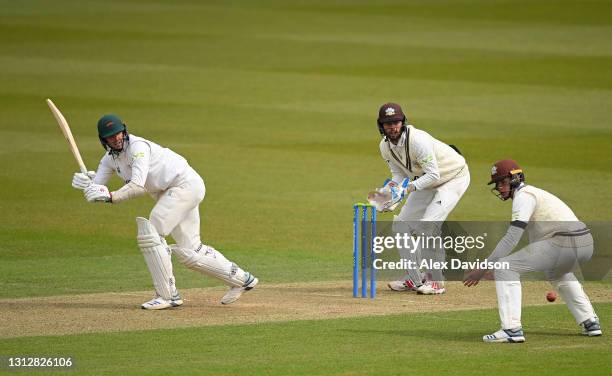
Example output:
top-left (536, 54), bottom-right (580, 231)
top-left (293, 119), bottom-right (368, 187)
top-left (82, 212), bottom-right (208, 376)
top-left (494, 235), bottom-right (596, 330)
top-left (150, 168), bottom-right (205, 250)
top-left (148, 168), bottom-right (252, 288)
top-left (393, 168), bottom-right (470, 283)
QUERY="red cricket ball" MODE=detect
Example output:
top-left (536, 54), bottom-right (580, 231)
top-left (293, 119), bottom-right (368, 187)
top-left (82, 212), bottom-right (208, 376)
top-left (546, 291), bottom-right (557, 302)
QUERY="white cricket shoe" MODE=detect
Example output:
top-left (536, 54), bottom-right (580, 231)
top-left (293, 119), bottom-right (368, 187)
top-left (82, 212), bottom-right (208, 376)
top-left (221, 274), bottom-right (259, 305)
top-left (141, 296), bottom-right (184, 310)
top-left (387, 279), bottom-right (418, 292)
top-left (581, 317), bottom-right (602, 337)
top-left (416, 281), bottom-right (445, 295)
top-left (483, 328), bottom-right (525, 343)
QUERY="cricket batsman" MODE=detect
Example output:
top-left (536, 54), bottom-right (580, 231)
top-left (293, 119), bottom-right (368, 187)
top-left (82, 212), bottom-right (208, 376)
top-left (372, 103), bottom-right (470, 294)
top-left (463, 160), bottom-right (602, 342)
top-left (71, 115), bottom-right (258, 309)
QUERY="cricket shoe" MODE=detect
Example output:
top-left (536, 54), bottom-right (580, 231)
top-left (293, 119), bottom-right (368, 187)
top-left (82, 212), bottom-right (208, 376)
top-left (581, 317), bottom-right (602, 337)
top-left (141, 296), bottom-right (184, 310)
top-left (483, 328), bottom-right (525, 343)
top-left (387, 279), bottom-right (418, 292)
top-left (416, 281), bottom-right (445, 295)
top-left (221, 273), bottom-right (259, 305)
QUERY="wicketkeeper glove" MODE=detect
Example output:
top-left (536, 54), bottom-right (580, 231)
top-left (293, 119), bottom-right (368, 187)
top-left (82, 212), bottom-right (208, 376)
top-left (367, 178), bottom-right (410, 212)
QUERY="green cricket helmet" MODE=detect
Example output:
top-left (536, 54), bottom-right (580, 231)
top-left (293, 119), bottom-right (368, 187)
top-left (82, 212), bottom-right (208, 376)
top-left (97, 114), bottom-right (128, 152)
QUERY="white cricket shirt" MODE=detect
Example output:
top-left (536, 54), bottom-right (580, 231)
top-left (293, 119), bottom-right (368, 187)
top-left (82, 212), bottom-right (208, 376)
top-left (512, 185), bottom-right (585, 242)
top-left (93, 135), bottom-right (191, 193)
top-left (379, 125), bottom-right (466, 190)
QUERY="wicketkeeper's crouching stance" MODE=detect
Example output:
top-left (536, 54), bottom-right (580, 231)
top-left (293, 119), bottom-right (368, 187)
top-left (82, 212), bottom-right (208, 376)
top-left (464, 160), bottom-right (601, 342)
top-left (371, 103), bottom-right (470, 295)
top-left (72, 115), bottom-right (258, 310)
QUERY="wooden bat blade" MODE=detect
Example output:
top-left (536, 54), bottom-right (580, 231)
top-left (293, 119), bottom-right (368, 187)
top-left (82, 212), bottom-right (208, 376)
top-left (46, 98), bottom-right (88, 174)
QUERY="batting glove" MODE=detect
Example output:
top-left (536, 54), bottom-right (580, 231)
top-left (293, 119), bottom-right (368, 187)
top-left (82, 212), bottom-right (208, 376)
top-left (84, 183), bottom-right (112, 203)
top-left (72, 171), bottom-right (96, 190)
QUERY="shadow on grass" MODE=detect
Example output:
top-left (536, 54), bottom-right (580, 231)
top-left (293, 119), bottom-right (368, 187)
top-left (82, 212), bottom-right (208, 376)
top-left (340, 327), bottom-right (587, 343)
top-left (525, 330), bottom-right (583, 338)
top-left (339, 328), bottom-right (476, 343)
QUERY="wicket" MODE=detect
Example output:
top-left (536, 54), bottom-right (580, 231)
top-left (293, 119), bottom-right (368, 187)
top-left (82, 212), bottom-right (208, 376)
top-left (353, 203), bottom-right (377, 298)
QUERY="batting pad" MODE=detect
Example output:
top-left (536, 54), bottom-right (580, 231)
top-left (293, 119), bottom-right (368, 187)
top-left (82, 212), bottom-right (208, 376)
top-left (136, 217), bottom-right (178, 300)
top-left (171, 244), bottom-right (248, 287)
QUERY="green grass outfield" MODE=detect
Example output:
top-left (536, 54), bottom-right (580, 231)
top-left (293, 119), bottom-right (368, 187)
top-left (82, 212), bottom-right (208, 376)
top-left (1, 0), bottom-right (611, 375)
top-left (1, 303), bottom-right (611, 376)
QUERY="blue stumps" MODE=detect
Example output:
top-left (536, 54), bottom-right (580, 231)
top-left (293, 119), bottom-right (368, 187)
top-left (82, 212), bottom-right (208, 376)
top-left (352, 203), bottom-right (377, 299)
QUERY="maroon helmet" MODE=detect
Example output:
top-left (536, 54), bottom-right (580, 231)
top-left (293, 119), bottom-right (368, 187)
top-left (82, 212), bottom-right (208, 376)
top-left (377, 103), bottom-right (407, 135)
top-left (489, 159), bottom-right (525, 200)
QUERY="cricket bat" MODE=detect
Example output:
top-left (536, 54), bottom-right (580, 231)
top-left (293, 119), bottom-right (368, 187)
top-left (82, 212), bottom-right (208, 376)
top-left (46, 98), bottom-right (88, 174)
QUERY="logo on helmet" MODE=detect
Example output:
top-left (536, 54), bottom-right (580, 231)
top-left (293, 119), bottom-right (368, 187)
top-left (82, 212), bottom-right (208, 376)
top-left (385, 107), bottom-right (396, 116)
top-left (491, 166), bottom-right (497, 175)
top-left (106, 121), bottom-right (114, 128)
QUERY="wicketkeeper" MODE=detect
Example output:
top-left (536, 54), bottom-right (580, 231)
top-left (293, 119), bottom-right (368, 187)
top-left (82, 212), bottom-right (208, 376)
top-left (373, 103), bottom-right (470, 295)
top-left (463, 160), bottom-right (602, 342)
top-left (72, 115), bottom-right (258, 309)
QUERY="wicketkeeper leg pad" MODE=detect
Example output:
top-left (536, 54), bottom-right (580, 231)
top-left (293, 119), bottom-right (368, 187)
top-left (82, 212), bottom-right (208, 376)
top-left (136, 217), bottom-right (179, 300)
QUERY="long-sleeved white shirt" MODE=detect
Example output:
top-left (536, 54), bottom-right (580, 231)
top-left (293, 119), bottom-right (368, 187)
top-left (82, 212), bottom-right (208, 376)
top-left (487, 184), bottom-right (587, 262)
top-left (379, 125), bottom-right (466, 190)
top-left (93, 135), bottom-right (192, 194)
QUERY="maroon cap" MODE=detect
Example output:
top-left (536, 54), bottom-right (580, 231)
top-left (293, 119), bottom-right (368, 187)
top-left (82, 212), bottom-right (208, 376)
top-left (489, 160), bottom-right (523, 185)
top-left (377, 103), bottom-right (406, 125)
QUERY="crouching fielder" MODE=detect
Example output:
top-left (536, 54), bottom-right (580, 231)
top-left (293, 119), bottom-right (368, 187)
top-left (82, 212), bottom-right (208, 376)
top-left (72, 115), bottom-right (258, 310)
top-left (464, 160), bottom-right (601, 342)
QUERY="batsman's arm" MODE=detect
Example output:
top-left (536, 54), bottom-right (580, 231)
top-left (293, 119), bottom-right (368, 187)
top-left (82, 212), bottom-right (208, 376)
top-left (125, 141), bottom-right (151, 187)
top-left (111, 182), bottom-right (147, 203)
top-left (92, 158), bottom-right (114, 185)
top-left (73, 158), bottom-right (112, 191)
top-left (83, 182), bottom-right (146, 204)
top-left (102, 142), bottom-right (150, 203)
